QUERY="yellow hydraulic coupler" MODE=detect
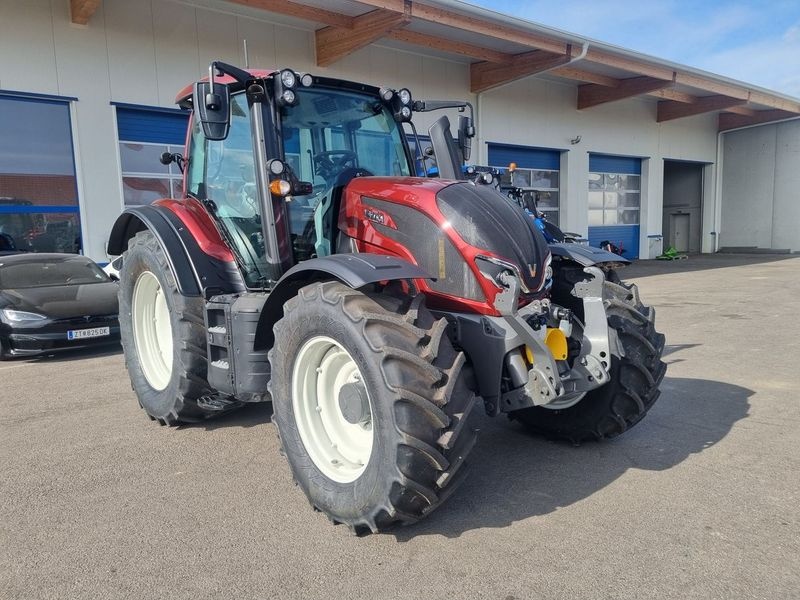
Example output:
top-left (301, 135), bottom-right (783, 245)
top-left (526, 328), bottom-right (569, 363)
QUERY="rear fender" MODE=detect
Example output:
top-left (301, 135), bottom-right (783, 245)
top-left (254, 254), bottom-right (432, 350)
top-left (107, 205), bottom-right (245, 297)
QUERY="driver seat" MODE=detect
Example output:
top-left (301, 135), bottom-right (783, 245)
top-left (313, 167), bottom-right (371, 257)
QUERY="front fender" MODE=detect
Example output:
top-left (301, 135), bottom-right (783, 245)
top-left (549, 242), bottom-right (630, 267)
top-left (254, 253), bottom-right (432, 349)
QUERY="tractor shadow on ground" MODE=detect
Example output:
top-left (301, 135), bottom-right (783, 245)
top-left (193, 401), bottom-right (274, 430)
top-left (660, 343), bottom-right (702, 366)
top-left (394, 375), bottom-right (752, 541)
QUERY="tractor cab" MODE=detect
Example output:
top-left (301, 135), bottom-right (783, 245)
top-left (178, 62), bottom-right (473, 288)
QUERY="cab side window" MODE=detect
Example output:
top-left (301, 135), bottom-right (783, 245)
top-left (187, 93), bottom-right (256, 209)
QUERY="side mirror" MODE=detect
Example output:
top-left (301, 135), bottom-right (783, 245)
top-left (193, 81), bottom-right (230, 141)
top-left (457, 115), bottom-right (474, 162)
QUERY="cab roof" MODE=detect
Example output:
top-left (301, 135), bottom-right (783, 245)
top-left (175, 69), bottom-right (274, 107)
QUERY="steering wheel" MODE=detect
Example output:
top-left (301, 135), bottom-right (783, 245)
top-left (313, 150), bottom-right (358, 180)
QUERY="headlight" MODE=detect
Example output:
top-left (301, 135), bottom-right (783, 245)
top-left (398, 88), bottom-right (411, 105)
top-left (475, 255), bottom-right (532, 294)
top-left (1, 309), bottom-right (48, 323)
top-left (300, 73), bottom-right (313, 87)
top-left (281, 89), bottom-right (296, 105)
top-left (280, 69), bottom-right (297, 88)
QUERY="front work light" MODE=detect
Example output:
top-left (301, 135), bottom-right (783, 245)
top-left (274, 68), bottom-right (300, 106)
top-left (280, 69), bottom-right (297, 88)
top-left (281, 89), bottom-right (296, 105)
top-left (379, 86), bottom-right (414, 122)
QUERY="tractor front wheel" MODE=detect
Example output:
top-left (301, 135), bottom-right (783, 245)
top-left (269, 281), bottom-right (478, 533)
top-left (511, 277), bottom-right (666, 442)
top-left (119, 230), bottom-right (224, 424)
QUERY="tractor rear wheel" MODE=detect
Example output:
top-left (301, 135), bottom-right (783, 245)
top-left (511, 276), bottom-right (666, 442)
top-left (269, 281), bottom-right (478, 533)
top-left (119, 230), bottom-right (223, 424)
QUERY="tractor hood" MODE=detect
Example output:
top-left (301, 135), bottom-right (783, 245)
top-left (436, 182), bottom-right (551, 294)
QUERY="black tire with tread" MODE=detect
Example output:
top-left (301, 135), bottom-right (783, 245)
top-left (269, 281), bottom-right (479, 534)
top-left (119, 230), bottom-right (220, 425)
top-left (511, 275), bottom-right (666, 443)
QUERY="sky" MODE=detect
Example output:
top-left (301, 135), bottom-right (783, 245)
top-left (470, 0), bottom-right (800, 97)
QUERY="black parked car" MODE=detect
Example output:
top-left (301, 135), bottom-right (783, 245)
top-left (0, 253), bottom-right (120, 359)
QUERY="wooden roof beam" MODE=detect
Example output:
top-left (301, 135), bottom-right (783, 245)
top-left (70, 0), bottom-right (101, 25)
top-left (724, 106), bottom-right (757, 117)
top-left (719, 109), bottom-right (800, 131)
top-left (657, 95), bottom-right (747, 122)
top-left (549, 66), bottom-right (617, 87)
top-left (578, 75), bottom-right (675, 110)
top-left (583, 49), bottom-right (675, 80)
top-left (385, 30), bottom-right (513, 63)
top-left (471, 48), bottom-right (573, 93)
top-left (649, 88), bottom-right (695, 103)
top-left (227, 0), bottom-right (354, 28)
top-left (356, 0), bottom-right (569, 55)
top-left (316, 9), bottom-right (410, 67)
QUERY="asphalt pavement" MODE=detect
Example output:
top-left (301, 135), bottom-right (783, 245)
top-left (1, 253), bottom-right (798, 599)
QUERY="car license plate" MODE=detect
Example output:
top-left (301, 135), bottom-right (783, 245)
top-left (67, 326), bottom-right (110, 340)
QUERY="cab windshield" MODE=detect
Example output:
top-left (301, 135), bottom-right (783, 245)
top-left (281, 87), bottom-right (412, 259)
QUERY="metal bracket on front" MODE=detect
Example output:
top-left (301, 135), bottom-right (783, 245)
top-left (559, 266), bottom-right (611, 395)
top-left (493, 273), bottom-right (562, 407)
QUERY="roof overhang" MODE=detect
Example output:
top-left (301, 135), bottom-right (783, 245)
top-left (216, 0), bottom-right (800, 131)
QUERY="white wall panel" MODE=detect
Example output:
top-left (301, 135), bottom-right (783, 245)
top-left (0, 0), bottom-right (58, 94)
top-left (196, 7), bottom-right (239, 70)
top-left (721, 125), bottom-right (776, 249)
top-left (105, 0), bottom-right (159, 105)
top-left (236, 17), bottom-right (277, 68)
top-left (772, 120), bottom-right (800, 251)
top-left (152, 1), bottom-right (199, 106)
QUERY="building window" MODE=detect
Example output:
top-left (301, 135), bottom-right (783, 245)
top-left (115, 105), bottom-right (189, 206)
top-left (0, 94), bottom-right (81, 253)
top-left (119, 142), bottom-right (183, 206)
top-left (588, 172), bottom-right (641, 225)
top-left (504, 166), bottom-right (560, 225)
top-left (486, 143), bottom-right (561, 226)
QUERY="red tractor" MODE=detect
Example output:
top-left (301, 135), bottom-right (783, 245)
top-left (108, 62), bottom-right (665, 533)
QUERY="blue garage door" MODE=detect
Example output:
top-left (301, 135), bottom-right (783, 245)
top-left (488, 143), bottom-right (561, 225)
top-left (588, 154), bottom-right (641, 258)
top-left (115, 104), bottom-right (189, 206)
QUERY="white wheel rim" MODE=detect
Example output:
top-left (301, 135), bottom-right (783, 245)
top-left (542, 392), bottom-right (585, 410)
top-left (291, 336), bottom-right (374, 483)
top-left (132, 271), bottom-right (173, 391)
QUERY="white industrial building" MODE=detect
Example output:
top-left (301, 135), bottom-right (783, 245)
top-left (1, 0), bottom-right (799, 262)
